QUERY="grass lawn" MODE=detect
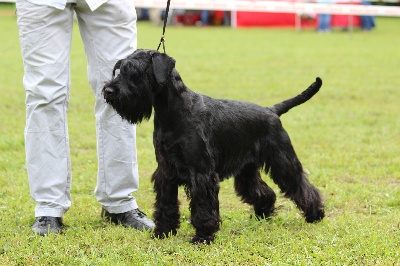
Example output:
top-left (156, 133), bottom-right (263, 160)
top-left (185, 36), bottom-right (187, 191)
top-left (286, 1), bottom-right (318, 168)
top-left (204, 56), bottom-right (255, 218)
top-left (0, 3), bottom-right (399, 265)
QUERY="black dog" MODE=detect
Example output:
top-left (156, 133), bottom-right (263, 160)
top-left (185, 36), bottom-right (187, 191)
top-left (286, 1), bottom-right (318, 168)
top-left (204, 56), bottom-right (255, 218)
top-left (103, 49), bottom-right (325, 244)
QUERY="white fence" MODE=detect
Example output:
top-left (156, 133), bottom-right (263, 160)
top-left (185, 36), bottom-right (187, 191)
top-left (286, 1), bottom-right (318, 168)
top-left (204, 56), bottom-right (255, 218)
top-left (2, 0), bottom-right (399, 16)
top-left (134, 0), bottom-right (400, 16)
top-left (2, 0), bottom-right (399, 24)
top-left (134, 0), bottom-right (399, 28)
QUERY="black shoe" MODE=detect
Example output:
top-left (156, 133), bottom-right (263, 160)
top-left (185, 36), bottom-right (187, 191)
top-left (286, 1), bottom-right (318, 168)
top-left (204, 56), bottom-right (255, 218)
top-left (101, 208), bottom-right (155, 231)
top-left (31, 216), bottom-right (63, 236)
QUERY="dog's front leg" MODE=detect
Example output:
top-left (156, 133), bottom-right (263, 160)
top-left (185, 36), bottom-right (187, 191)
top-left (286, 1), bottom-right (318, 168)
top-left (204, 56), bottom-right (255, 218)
top-left (189, 172), bottom-right (221, 244)
top-left (152, 168), bottom-right (180, 239)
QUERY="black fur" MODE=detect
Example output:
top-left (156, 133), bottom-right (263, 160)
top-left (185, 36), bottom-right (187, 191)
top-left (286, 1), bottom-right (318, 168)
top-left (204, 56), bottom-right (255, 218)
top-left (103, 49), bottom-right (325, 244)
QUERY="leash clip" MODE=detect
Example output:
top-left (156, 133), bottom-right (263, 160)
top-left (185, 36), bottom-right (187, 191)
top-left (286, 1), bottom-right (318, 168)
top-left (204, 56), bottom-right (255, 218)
top-left (156, 0), bottom-right (170, 54)
top-left (157, 35), bottom-right (166, 53)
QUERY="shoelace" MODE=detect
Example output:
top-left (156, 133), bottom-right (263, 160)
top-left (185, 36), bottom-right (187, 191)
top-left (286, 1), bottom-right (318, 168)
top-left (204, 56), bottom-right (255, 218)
top-left (38, 216), bottom-right (50, 224)
top-left (132, 209), bottom-right (146, 218)
top-left (38, 216), bottom-right (62, 225)
top-left (103, 208), bottom-right (147, 219)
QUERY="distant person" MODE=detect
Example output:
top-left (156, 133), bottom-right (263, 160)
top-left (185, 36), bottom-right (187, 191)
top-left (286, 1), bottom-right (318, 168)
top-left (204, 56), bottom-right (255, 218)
top-left (201, 10), bottom-right (210, 26)
top-left (201, 10), bottom-right (230, 26)
top-left (138, 8), bottom-right (150, 21)
top-left (223, 11), bottom-right (231, 26)
top-left (317, 0), bottom-right (333, 32)
top-left (360, 0), bottom-right (375, 31)
top-left (318, 13), bottom-right (331, 32)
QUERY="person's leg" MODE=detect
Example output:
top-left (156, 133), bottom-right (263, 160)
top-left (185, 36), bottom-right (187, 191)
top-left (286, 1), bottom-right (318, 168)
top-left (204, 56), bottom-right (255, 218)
top-left (201, 10), bottom-right (209, 25)
top-left (361, 15), bottom-right (375, 30)
top-left (16, 0), bottom-right (74, 219)
top-left (74, 0), bottom-right (141, 214)
top-left (75, 0), bottom-right (154, 229)
top-left (319, 14), bottom-right (332, 32)
top-left (318, 14), bottom-right (324, 31)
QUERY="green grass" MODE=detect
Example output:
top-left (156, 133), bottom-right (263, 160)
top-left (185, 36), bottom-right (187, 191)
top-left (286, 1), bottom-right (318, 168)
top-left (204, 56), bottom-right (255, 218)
top-left (1, 3), bottom-right (399, 264)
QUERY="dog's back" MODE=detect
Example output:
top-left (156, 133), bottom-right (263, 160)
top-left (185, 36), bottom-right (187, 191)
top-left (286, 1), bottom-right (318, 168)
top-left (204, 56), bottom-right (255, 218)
top-left (180, 77), bottom-right (322, 179)
top-left (195, 95), bottom-right (276, 178)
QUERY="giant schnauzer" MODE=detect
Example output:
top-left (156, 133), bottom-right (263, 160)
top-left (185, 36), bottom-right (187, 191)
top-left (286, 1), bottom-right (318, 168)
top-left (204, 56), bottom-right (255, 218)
top-left (103, 49), bottom-right (325, 244)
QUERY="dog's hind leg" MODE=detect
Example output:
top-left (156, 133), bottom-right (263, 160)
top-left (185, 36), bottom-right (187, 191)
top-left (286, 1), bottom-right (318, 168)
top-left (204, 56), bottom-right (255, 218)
top-left (266, 127), bottom-right (325, 223)
top-left (234, 163), bottom-right (276, 219)
top-left (188, 172), bottom-right (221, 244)
top-left (152, 167), bottom-right (181, 239)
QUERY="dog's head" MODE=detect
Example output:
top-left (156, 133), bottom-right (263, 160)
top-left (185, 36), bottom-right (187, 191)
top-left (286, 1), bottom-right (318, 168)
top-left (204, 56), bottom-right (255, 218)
top-left (103, 49), bottom-right (176, 124)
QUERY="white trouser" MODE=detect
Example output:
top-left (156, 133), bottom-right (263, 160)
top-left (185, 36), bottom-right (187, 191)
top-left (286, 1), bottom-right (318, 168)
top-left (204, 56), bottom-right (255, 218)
top-left (16, 0), bottom-right (139, 217)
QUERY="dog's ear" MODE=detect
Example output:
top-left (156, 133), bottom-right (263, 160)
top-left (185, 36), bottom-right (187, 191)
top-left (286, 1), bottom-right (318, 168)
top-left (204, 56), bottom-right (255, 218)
top-left (151, 53), bottom-right (176, 86)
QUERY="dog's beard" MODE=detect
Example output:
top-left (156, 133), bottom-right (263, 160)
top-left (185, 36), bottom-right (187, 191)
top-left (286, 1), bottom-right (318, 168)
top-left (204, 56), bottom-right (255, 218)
top-left (119, 92), bottom-right (153, 124)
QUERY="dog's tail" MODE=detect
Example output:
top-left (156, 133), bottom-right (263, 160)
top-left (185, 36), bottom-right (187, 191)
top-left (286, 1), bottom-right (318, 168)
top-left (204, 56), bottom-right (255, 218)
top-left (268, 77), bottom-right (322, 116)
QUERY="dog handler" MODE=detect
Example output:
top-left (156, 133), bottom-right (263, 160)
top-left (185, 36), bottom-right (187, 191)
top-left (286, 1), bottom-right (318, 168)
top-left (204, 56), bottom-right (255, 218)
top-left (16, 0), bottom-right (155, 235)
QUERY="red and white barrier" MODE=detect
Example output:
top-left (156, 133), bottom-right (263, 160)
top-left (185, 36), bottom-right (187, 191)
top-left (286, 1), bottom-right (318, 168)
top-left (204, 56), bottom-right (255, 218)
top-left (2, 0), bottom-right (399, 16)
top-left (134, 0), bottom-right (400, 16)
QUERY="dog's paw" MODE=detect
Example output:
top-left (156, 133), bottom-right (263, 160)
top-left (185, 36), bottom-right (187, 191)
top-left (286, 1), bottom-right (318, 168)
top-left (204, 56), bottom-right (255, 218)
top-left (253, 206), bottom-right (275, 220)
top-left (305, 209), bottom-right (325, 223)
top-left (152, 231), bottom-right (166, 239)
top-left (152, 228), bottom-right (177, 239)
top-left (191, 235), bottom-right (214, 245)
